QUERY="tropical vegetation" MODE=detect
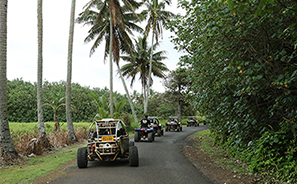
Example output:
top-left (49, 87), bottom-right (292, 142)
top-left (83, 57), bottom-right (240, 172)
top-left (5, 79), bottom-right (187, 123)
top-left (168, 0), bottom-right (297, 181)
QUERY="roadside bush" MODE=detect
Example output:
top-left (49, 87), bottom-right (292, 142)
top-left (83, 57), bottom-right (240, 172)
top-left (221, 121), bottom-right (297, 182)
top-left (169, 0), bottom-right (297, 181)
top-left (121, 113), bottom-right (133, 128)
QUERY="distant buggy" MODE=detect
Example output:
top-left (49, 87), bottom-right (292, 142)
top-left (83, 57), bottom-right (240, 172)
top-left (134, 126), bottom-right (155, 142)
top-left (148, 116), bottom-right (164, 136)
top-left (187, 116), bottom-right (199, 127)
top-left (165, 116), bottom-right (182, 132)
top-left (77, 119), bottom-right (139, 168)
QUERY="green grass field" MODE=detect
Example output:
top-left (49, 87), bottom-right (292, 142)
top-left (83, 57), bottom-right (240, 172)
top-left (9, 122), bottom-right (91, 133)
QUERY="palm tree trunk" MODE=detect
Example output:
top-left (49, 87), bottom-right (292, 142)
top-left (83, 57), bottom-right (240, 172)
top-left (145, 31), bottom-right (155, 113)
top-left (109, 5), bottom-right (114, 118)
top-left (117, 64), bottom-right (138, 122)
top-left (0, 0), bottom-right (19, 160)
top-left (37, 0), bottom-right (50, 148)
top-left (66, 0), bottom-right (77, 141)
top-left (143, 78), bottom-right (147, 113)
top-left (53, 109), bottom-right (60, 132)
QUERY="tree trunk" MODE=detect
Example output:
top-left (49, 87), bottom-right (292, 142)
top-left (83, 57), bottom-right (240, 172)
top-left (117, 64), bottom-right (138, 122)
top-left (109, 6), bottom-right (114, 118)
top-left (145, 30), bottom-right (155, 113)
top-left (66, 0), bottom-right (77, 141)
top-left (53, 109), bottom-right (60, 132)
top-left (37, 0), bottom-right (50, 148)
top-left (143, 78), bottom-right (147, 113)
top-left (178, 99), bottom-right (182, 122)
top-left (178, 85), bottom-right (182, 121)
top-left (0, 0), bottom-right (19, 161)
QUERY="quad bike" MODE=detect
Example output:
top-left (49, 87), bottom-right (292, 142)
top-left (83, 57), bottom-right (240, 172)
top-left (148, 116), bottom-right (164, 136)
top-left (187, 116), bottom-right (199, 127)
top-left (165, 116), bottom-right (183, 132)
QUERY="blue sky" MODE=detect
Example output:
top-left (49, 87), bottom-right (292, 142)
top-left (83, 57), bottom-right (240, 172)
top-left (7, 0), bottom-right (185, 94)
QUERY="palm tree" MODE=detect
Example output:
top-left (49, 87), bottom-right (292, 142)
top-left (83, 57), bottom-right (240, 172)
top-left (120, 35), bottom-right (169, 112)
top-left (43, 89), bottom-right (67, 132)
top-left (132, 90), bottom-right (144, 105)
top-left (89, 92), bottom-right (126, 120)
top-left (77, 0), bottom-right (142, 120)
top-left (66, 0), bottom-right (77, 141)
top-left (37, 0), bottom-right (51, 148)
top-left (0, 0), bottom-right (19, 161)
top-left (140, 0), bottom-right (174, 113)
top-left (89, 92), bottom-right (110, 120)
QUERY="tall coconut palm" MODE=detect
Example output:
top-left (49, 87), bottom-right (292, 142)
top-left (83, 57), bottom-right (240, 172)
top-left (77, 0), bottom-right (142, 121)
top-left (140, 0), bottom-right (174, 113)
top-left (120, 35), bottom-right (169, 112)
top-left (37, 0), bottom-right (50, 148)
top-left (66, 0), bottom-right (77, 141)
top-left (0, 0), bottom-right (19, 161)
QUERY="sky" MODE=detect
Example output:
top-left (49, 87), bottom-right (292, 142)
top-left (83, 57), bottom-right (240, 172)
top-left (7, 0), bottom-right (185, 94)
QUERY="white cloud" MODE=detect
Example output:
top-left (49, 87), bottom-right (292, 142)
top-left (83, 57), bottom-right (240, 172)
top-left (7, 0), bottom-right (184, 94)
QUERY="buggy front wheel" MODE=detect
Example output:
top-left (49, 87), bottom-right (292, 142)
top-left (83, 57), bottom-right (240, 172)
top-left (134, 132), bottom-right (140, 142)
top-left (148, 132), bottom-right (154, 142)
top-left (77, 147), bottom-right (88, 168)
top-left (129, 146), bottom-right (139, 167)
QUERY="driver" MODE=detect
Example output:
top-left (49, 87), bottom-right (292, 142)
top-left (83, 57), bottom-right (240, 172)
top-left (139, 115), bottom-right (150, 128)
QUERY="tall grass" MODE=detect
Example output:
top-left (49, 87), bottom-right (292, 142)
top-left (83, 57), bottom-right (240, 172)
top-left (1, 122), bottom-right (90, 156)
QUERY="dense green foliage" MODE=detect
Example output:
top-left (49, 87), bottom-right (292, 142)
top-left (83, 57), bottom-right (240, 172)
top-left (147, 90), bottom-right (196, 119)
top-left (7, 78), bottom-right (193, 123)
top-left (7, 79), bottom-right (129, 122)
top-left (169, 0), bottom-right (297, 181)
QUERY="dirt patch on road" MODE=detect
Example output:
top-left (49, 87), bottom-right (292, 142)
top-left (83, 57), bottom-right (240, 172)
top-left (183, 135), bottom-right (261, 184)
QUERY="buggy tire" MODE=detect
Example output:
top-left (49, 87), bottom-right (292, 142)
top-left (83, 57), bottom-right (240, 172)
top-left (134, 132), bottom-right (140, 142)
top-left (148, 132), bottom-right (154, 142)
top-left (157, 129), bottom-right (161, 136)
top-left (129, 146), bottom-right (139, 167)
top-left (129, 141), bottom-right (135, 147)
top-left (77, 147), bottom-right (88, 168)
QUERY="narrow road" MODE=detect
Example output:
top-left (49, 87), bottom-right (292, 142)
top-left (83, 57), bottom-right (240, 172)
top-left (50, 126), bottom-right (213, 184)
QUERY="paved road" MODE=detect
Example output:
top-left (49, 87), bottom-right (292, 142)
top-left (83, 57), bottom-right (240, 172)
top-left (50, 126), bottom-right (213, 184)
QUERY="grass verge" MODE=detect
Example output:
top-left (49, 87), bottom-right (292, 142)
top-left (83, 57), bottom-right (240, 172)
top-left (190, 129), bottom-right (291, 183)
top-left (188, 129), bottom-right (265, 184)
top-left (0, 142), bottom-right (85, 184)
top-left (193, 130), bottom-right (252, 175)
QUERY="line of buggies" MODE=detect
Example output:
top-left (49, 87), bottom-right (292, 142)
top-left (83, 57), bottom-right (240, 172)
top-left (77, 116), bottom-right (205, 168)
